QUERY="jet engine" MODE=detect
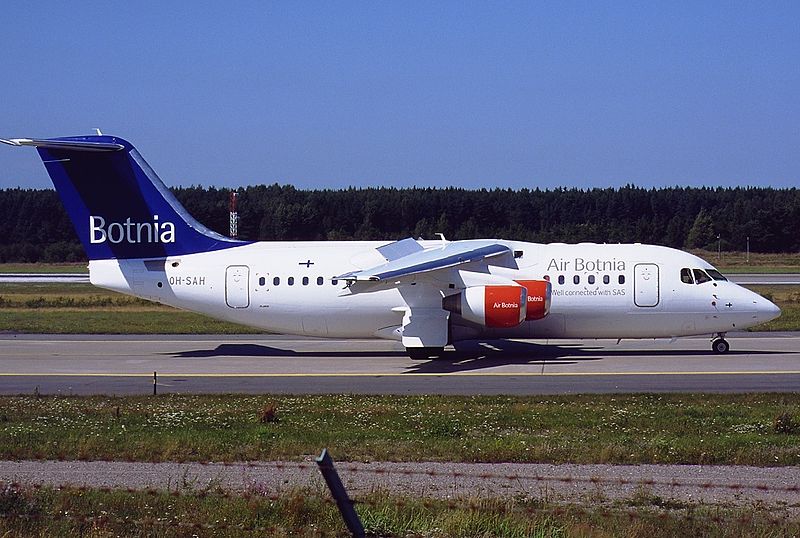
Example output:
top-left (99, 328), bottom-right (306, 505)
top-left (514, 279), bottom-right (552, 320)
top-left (442, 285), bottom-right (527, 328)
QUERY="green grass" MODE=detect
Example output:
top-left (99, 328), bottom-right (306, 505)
top-left (0, 309), bottom-right (262, 334)
top-left (0, 263), bottom-right (88, 274)
top-left (0, 283), bottom-right (261, 334)
top-left (1, 394), bottom-right (799, 465)
top-left (0, 483), bottom-right (796, 538)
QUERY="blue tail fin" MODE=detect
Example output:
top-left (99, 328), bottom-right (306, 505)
top-left (10, 135), bottom-right (247, 260)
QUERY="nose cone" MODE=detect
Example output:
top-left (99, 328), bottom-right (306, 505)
top-left (756, 295), bottom-right (781, 323)
top-left (737, 286), bottom-right (781, 326)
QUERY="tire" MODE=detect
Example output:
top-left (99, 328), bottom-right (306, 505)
top-left (407, 347), bottom-right (445, 360)
top-left (712, 338), bottom-right (730, 354)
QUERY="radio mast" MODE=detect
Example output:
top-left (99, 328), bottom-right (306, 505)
top-left (229, 191), bottom-right (239, 239)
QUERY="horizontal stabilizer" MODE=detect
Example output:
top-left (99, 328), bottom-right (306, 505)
top-left (0, 138), bottom-right (125, 152)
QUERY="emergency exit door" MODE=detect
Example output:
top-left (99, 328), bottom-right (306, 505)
top-left (225, 265), bottom-right (250, 308)
top-left (633, 263), bottom-right (659, 307)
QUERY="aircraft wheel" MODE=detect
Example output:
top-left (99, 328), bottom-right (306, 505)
top-left (711, 338), bottom-right (730, 354)
top-left (407, 347), bottom-right (445, 360)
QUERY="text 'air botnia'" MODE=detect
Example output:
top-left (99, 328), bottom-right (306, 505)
top-left (89, 215), bottom-right (176, 244)
top-left (547, 257), bottom-right (626, 272)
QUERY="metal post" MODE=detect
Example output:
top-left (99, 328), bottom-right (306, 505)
top-left (316, 449), bottom-right (365, 537)
top-left (153, 371), bottom-right (157, 396)
top-left (229, 191), bottom-right (239, 239)
top-left (747, 236), bottom-right (750, 264)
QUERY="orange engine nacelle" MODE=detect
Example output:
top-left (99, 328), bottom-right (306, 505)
top-left (443, 285), bottom-right (527, 328)
top-left (514, 280), bottom-right (552, 320)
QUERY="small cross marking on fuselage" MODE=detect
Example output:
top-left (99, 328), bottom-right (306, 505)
top-left (725, 302), bottom-right (733, 308)
top-left (299, 259), bottom-right (314, 268)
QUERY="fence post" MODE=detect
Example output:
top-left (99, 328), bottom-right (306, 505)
top-left (153, 371), bottom-right (157, 396)
top-left (316, 448), bottom-right (365, 538)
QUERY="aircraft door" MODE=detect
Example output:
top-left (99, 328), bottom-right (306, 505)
top-left (633, 263), bottom-right (659, 307)
top-left (225, 265), bottom-right (250, 308)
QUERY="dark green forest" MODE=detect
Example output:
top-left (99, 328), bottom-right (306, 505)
top-left (0, 185), bottom-right (798, 262)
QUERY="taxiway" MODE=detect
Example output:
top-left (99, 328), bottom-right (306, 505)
top-left (0, 333), bottom-right (798, 395)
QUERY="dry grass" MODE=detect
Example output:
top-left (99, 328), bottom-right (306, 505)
top-left (0, 483), bottom-right (795, 537)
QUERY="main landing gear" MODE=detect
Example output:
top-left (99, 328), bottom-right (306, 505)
top-left (711, 333), bottom-right (730, 354)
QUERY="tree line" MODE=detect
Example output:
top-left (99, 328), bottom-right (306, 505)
top-left (0, 185), bottom-right (798, 262)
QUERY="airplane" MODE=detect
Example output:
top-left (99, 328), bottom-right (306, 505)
top-left (1, 134), bottom-right (781, 358)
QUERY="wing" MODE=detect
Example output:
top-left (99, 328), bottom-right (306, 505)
top-left (336, 239), bottom-right (518, 350)
top-left (335, 239), bottom-right (514, 283)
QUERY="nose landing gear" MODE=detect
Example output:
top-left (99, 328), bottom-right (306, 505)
top-left (711, 334), bottom-right (730, 354)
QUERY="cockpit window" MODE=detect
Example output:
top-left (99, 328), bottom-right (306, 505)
top-left (693, 269), bottom-right (712, 284)
top-left (706, 269), bottom-right (728, 281)
top-left (680, 268), bottom-right (694, 284)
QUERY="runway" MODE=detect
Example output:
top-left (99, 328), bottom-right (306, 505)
top-left (0, 273), bottom-right (89, 283)
top-left (0, 333), bottom-right (798, 395)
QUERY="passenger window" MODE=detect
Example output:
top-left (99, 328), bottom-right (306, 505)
top-left (258, 277), bottom-right (266, 286)
top-left (680, 268), bottom-right (694, 284)
top-left (558, 275), bottom-right (565, 285)
top-left (693, 269), bottom-right (712, 284)
top-left (288, 277), bottom-right (295, 286)
top-left (273, 277), bottom-right (280, 286)
top-left (707, 269), bottom-right (727, 281)
top-left (573, 275), bottom-right (580, 285)
top-left (603, 275), bottom-right (610, 285)
top-left (588, 275), bottom-right (595, 285)
top-left (302, 276), bottom-right (309, 286)
top-left (618, 275), bottom-right (625, 285)
top-left (543, 275), bottom-right (550, 281)
top-left (332, 279), bottom-right (338, 286)
top-left (317, 276), bottom-right (324, 285)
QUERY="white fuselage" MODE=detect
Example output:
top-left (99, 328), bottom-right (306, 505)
top-left (89, 240), bottom-right (779, 341)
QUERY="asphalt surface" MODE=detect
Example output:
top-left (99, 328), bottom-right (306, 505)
top-left (729, 273), bottom-right (800, 285)
top-left (0, 273), bottom-right (89, 283)
top-left (0, 333), bottom-right (798, 395)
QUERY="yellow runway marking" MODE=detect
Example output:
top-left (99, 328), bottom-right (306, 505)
top-left (0, 371), bottom-right (799, 377)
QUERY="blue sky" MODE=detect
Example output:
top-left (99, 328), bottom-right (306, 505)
top-left (1, 2), bottom-right (798, 190)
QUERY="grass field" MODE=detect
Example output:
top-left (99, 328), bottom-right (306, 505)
top-left (693, 250), bottom-right (800, 273)
top-left (0, 394), bottom-right (798, 466)
top-left (0, 483), bottom-right (794, 537)
top-left (0, 282), bottom-right (797, 333)
top-left (0, 283), bottom-right (260, 334)
top-left (0, 263), bottom-right (88, 274)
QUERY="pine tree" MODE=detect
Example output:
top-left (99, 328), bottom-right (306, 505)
top-left (685, 208), bottom-right (716, 249)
